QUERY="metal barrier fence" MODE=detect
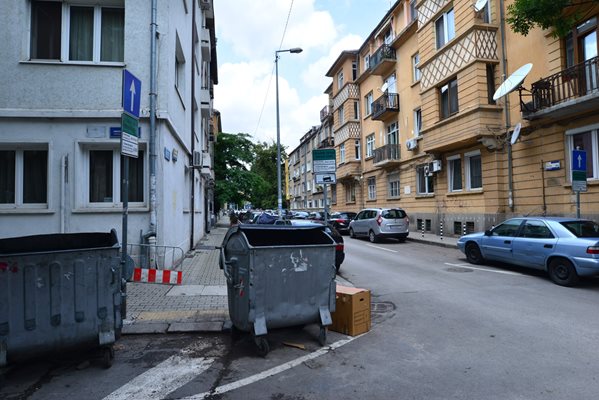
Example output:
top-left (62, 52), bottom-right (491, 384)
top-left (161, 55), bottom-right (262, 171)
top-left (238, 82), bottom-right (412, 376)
top-left (127, 243), bottom-right (184, 271)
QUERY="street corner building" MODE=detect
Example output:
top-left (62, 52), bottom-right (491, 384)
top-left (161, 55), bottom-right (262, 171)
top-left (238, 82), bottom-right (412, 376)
top-left (0, 0), bottom-right (219, 257)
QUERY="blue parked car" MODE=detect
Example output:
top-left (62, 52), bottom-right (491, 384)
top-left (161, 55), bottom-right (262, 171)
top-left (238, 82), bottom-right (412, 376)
top-left (457, 217), bottom-right (599, 286)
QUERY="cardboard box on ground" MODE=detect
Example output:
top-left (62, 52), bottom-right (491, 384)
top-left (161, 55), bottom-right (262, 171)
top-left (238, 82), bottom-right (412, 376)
top-left (329, 285), bottom-right (371, 336)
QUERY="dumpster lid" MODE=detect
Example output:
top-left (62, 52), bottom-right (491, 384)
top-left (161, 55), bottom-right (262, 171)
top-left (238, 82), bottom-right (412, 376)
top-left (224, 225), bottom-right (335, 247)
top-left (0, 230), bottom-right (119, 255)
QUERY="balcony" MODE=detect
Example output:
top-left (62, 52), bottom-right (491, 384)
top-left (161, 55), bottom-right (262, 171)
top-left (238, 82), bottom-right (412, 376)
top-left (200, 27), bottom-right (211, 61)
top-left (371, 93), bottom-right (399, 121)
top-left (320, 105), bottom-right (332, 122)
top-left (520, 56), bottom-right (599, 122)
top-left (373, 144), bottom-right (400, 168)
top-left (337, 161), bottom-right (361, 182)
top-left (369, 44), bottom-right (396, 76)
top-left (319, 136), bottom-right (334, 148)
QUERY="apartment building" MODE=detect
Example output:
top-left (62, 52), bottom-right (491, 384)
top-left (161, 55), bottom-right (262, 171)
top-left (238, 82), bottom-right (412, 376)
top-left (0, 0), bottom-right (218, 250)
top-left (321, 0), bottom-right (599, 235)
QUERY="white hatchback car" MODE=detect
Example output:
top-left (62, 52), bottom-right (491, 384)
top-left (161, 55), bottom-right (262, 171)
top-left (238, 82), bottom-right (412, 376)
top-left (349, 208), bottom-right (410, 243)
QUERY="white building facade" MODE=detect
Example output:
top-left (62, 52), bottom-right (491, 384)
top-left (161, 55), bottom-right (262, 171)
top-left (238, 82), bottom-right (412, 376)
top-left (0, 0), bottom-right (218, 251)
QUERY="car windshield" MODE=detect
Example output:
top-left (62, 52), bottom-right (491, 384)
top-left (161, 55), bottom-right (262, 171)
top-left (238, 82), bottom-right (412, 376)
top-left (560, 220), bottom-right (599, 238)
top-left (382, 209), bottom-right (406, 219)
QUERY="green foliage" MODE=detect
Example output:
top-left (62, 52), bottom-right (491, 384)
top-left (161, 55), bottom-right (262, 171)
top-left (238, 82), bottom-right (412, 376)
top-left (506, 0), bottom-right (597, 38)
top-left (214, 133), bottom-right (286, 210)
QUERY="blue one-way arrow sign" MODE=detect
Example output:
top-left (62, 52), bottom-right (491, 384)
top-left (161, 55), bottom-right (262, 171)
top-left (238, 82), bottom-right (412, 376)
top-left (572, 149), bottom-right (587, 172)
top-left (122, 69), bottom-right (142, 118)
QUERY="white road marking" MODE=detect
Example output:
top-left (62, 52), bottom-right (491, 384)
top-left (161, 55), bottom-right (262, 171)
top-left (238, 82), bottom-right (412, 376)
top-left (365, 244), bottom-right (398, 253)
top-left (103, 355), bottom-right (214, 400)
top-left (444, 262), bottom-right (524, 276)
top-left (180, 335), bottom-right (362, 400)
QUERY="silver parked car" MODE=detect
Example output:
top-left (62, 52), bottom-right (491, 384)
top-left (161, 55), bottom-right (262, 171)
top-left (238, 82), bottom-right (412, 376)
top-left (349, 208), bottom-right (409, 243)
top-left (457, 217), bottom-right (599, 286)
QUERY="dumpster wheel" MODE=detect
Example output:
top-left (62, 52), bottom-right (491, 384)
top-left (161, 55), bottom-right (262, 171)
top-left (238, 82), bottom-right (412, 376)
top-left (101, 346), bottom-right (114, 369)
top-left (318, 326), bottom-right (327, 346)
top-left (254, 336), bottom-right (270, 357)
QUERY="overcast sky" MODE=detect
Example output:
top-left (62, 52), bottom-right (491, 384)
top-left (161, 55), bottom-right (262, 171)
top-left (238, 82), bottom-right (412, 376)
top-left (213, 0), bottom-right (393, 152)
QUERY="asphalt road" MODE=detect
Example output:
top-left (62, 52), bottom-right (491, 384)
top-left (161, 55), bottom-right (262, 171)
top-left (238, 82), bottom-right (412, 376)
top-left (2, 238), bottom-right (598, 400)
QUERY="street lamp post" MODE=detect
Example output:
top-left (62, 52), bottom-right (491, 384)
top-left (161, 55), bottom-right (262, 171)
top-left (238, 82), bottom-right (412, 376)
top-left (275, 47), bottom-right (302, 218)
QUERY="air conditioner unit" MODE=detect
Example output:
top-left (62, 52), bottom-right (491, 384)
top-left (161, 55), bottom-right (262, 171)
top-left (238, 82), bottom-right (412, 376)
top-left (406, 138), bottom-right (418, 151)
top-left (199, 0), bottom-right (211, 10)
top-left (430, 160), bottom-right (442, 172)
top-left (192, 151), bottom-right (202, 167)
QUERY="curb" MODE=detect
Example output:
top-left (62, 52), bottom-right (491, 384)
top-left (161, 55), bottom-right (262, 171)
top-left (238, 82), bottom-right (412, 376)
top-left (406, 237), bottom-right (458, 249)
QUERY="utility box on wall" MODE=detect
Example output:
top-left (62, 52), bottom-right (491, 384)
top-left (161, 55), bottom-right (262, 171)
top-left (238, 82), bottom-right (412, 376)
top-left (330, 285), bottom-right (371, 336)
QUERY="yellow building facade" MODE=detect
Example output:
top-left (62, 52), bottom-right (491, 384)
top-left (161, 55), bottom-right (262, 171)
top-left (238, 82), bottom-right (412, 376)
top-left (323, 0), bottom-right (599, 236)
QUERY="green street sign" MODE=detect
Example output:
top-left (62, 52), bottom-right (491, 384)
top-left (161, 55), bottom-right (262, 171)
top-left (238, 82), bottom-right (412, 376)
top-left (313, 149), bottom-right (336, 160)
top-left (121, 113), bottom-right (139, 137)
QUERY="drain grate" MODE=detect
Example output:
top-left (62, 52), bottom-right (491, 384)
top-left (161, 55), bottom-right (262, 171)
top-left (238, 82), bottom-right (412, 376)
top-left (371, 301), bottom-right (395, 313)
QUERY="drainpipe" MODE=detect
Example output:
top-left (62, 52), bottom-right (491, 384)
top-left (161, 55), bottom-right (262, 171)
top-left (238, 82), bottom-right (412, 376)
top-left (149, 0), bottom-right (158, 236)
top-left (499, 0), bottom-right (514, 211)
top-left (190, 1), bottom-right (196, 249)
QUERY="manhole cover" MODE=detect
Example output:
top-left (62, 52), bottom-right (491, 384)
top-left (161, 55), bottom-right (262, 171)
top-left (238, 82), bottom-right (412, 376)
top-left (371, 301), bottom-right (395, 313)
top-left (446, 267), bottom-right (474, 273)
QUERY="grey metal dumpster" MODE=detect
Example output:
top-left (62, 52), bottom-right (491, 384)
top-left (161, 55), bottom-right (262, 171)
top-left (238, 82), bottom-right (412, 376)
top-left (0, 230), bottom-right (123, 368)
top-left (221, 225), bottom-right (337, 356)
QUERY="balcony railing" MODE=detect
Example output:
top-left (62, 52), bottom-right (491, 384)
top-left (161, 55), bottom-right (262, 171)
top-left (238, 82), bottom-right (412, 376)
top-left (320, 105), bottom-right (332, 122)
top-left (371, 93), bottom-right (399, 120)
top-left (319, 136), bottom-right (334, 148)
top-left (369, 44), bottom-right (396, 75)
top-left (521, 56), bottom-right (599, 115)
top-left (373, 144), bottom-right (400, 166)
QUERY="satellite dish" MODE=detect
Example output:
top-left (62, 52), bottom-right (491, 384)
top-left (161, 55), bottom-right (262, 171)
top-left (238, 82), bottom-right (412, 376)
top-left (473, 0), bottom-right (488, 12)
top-left (510, 122), bottom-right (522, 145)
top-left (492, 63), bottom-right (533, 101)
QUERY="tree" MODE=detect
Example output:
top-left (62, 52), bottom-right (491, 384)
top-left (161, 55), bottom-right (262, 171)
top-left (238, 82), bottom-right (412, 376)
top-left (506, 0), bottom-right (599, 38)
top-left (250, 141), bottom-right (282, 209)
top-left (214, 132), bottom-right (258, 210)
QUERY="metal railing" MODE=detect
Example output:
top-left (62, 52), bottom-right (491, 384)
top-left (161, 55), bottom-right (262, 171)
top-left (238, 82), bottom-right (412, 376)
top-left (370, 44), bottom-right (396, 71)
top-left (521, 56), bottom-right (599, 113)
top-left (127, 243), bottom-right (184, 271)
top-left (371, 93), bottom-right (399, 119)
top-left (373, 143), bottom-right (400, 164)
top-left (320, 105), bottom-right (332, 121)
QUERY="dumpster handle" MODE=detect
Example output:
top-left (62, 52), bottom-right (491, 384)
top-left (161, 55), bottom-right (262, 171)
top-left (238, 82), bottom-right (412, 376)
top-left (223, 257), bottom-right (237, 281)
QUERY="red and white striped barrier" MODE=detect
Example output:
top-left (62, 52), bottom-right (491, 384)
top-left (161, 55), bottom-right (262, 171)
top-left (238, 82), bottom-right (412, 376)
top-left (132, 268), bottom-right (182, 285)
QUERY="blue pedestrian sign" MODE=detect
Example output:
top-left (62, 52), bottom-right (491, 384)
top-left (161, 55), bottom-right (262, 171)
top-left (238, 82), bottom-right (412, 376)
top-left (122, 69), bottom-right (141, 118)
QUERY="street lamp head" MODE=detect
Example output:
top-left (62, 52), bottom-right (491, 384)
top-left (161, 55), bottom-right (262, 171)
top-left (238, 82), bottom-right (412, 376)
top-left (289, 47), bottom-right (303, 54)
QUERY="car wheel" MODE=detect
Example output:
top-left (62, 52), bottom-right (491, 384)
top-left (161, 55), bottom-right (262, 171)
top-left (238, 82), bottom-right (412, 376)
top-left (349, 228), bottom-right (355, 238)
top-left (368, 230), bottom-right (378, 243)
top-left (465, 242), bottom-right (484, 265)
top-left (548, 258), bottom-right (580, 287)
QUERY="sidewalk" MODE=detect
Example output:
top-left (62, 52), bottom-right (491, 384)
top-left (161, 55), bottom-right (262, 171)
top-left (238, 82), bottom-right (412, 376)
top-left (123, 216), bottom-right (458, 335)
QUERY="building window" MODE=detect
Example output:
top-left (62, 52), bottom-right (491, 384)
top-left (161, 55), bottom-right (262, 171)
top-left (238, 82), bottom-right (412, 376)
top-left (440, 77), bottom-right (459, 119)
top-left (414, 108), bottom-right (422, 136)
top-left (388, 172), bottom-right (400, 198)
top-left (465, 151), bottom-right (482, 190)
top-left (366, 134), bottom-right (375, 158)
top-left (383, 28), bottom-right (393, 45)
top-left (569, 127), bottom-right (599, 179)
top-left (0, 147), bottom-right (48, 207)
top-left (352, 60), bottom-right (358, 80)
top-left (364, 55), bottom-right (370, 71)
top-left (480, 1), bottom-right (491, 23)
top-left (340, 143), bottom-right (346, 163)
top-left (417, 164), bottom-right (434, 194)
top-left (367, 177), bottom-right (376, 200)
top-left (410, 0), bottom-right (418, 22)
top-left (353, 101), bottom-right (360, 119)
top-left (30, 1), bottom-right (124, 62)
top-left (345, 181), bottom-right (356, 202)
top-left (175, 34), bottom-right (186, 97)
top-left (486, 64), bottom-right (496, 104)
top-left (387, 121), bottom-right (398, 145)
top-left (412, 53), bottom-right (421, 82)
top-left (365, 92), bottom-right (373, 116)
top-left (337, 70), bottom-right (344, 89)
top-left (448, 156), bottom-right (462, 192)
top-left (84, 147), bottom-right (145, 206)
top-left (354, 140), bottom-right (361, 160)
top-left (338, 107), bottom-right (345, 124)
top-left (435, 8), bottom-right (455, 49)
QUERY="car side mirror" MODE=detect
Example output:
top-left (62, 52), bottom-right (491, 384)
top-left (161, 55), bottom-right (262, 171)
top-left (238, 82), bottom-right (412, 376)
top-left (484, 229), bottom-right (492, 236)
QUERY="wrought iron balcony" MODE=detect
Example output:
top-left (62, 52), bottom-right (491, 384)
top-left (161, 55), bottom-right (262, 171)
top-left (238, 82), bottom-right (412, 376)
top-left (369, 44), bottom-right (396, 76)
top-left (373, 144), bottom-right (400, 167)
top-left (319, 136), bottom-right (334, 148)
top-left (371, 93), bottom-right (399, 120)
top-left (520, 56), bottom-right (599, 121)
top-left (320, 105), bottom-right (332, 122)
